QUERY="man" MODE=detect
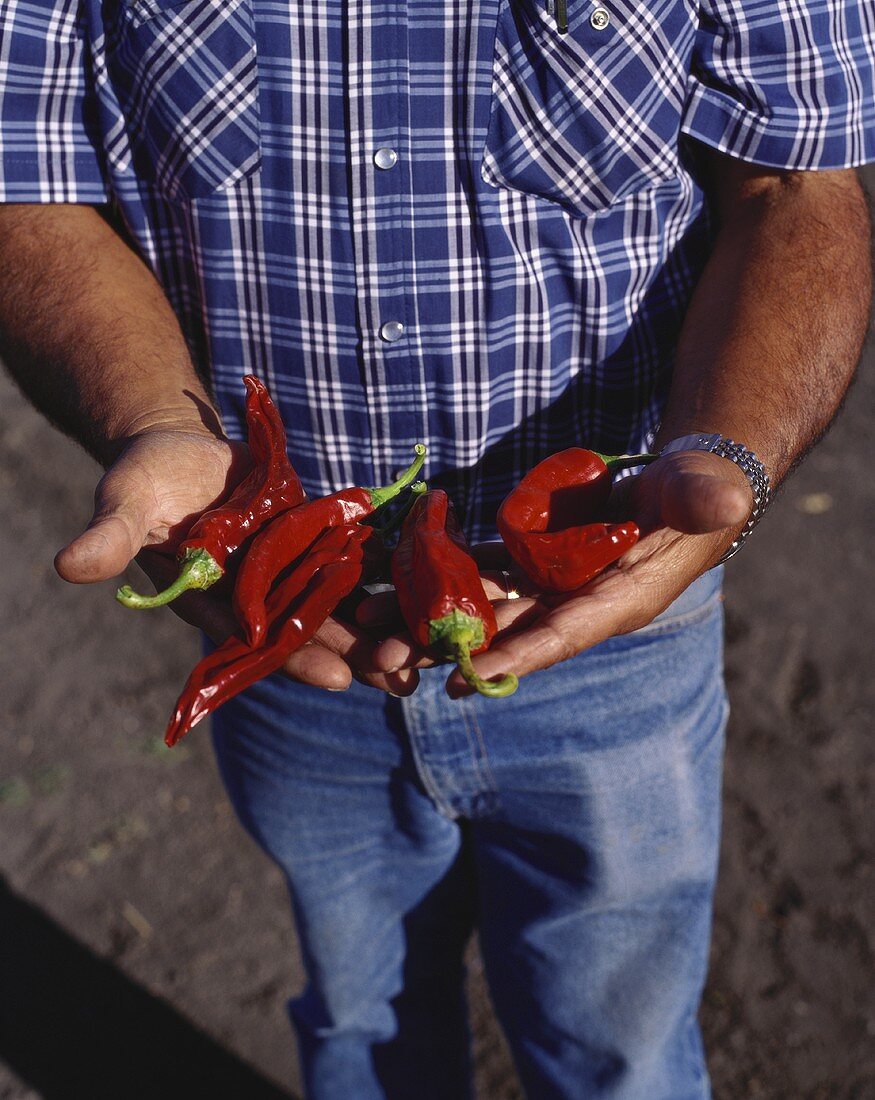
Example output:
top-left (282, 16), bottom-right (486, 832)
top-left (0, 0), bottom-right (871, 1094)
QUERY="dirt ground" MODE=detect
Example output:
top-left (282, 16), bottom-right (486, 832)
top-left (1, 172), bottom-right (873, 1099)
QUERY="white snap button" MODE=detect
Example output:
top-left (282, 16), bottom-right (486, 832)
top-left (374, 148), bottom-right (398, 170)
top-left (590, 7), bottom-right (610, 29)
top-left (380, 321), bottom-right (404, 342)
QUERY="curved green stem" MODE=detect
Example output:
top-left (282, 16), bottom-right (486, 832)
top-left (454, 638), bottom-right (518, 698)
top-left (372, 481), bottom-right (427, 540)
top-left (367, 444), bottom-right (427, 510)
top-left (115, 547), bottom-right (224, 609)
top-left (596, 451), bottom-right (659, 473)
top-left (429, 610), bottom-right (518, 698)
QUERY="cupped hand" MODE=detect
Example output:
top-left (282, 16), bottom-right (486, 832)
top-left (362, 449), bottom-right (753, 695)
top-left (55, 427), bottom-right (246, 582)
top-left (55, 427), bottom-right (416, 696)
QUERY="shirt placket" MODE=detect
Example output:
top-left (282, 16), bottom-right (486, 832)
top-left (346, 0), bottom-right (420, 482)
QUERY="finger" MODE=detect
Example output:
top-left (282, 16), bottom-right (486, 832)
top-left (386, 667), bottom-right (420, 697)
top-left (492, 595), bottom-right (545, 633)
top-left (635, 453), bottom-right (751, 535)
top-left (55, 467), bottom-right (158, 583)
top-left (445, 577), bottom-right (635, 698)
top-left (303, 615), bottom-right (424, 695)
top-left (283, 640), bottom-right (419, 695)
top-left (447, 521), bottom-right (722, 699)
top-left (371, 630), bottom-right (438, 674)
top-left (282, 643), bottom-right (354, 691)
top-left (660, 469), bottom-right (751, 533)
top-left (354, 665), bottom-right (421, 697)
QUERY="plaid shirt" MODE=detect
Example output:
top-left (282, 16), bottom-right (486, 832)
top-left (1, 0), bottom-right (873, 536)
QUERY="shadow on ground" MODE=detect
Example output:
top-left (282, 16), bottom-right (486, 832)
top-left (0, 876), bottom-right (293, 1099)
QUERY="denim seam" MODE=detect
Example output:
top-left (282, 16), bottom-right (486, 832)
top-left (465, 706), bottom-right (502, 814)
top-left (401, 698), bottom-right (460, 820)
top-left (458, 702), bottom-right (495, 809)
top-left (689, 691), bottom-right (730, 768)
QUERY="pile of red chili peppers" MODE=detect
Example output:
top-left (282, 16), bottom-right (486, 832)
top-left (117, 377), bottom-right (653, 744)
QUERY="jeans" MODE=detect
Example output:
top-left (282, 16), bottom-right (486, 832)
top-left (211, 567), bottom-right (727, 1100)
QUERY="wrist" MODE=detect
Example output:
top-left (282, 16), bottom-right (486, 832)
top-left (102, 398), bottom-right (227, 466)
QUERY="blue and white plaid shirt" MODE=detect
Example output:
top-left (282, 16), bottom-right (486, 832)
top-left (1, 0), bottom-right (873, 536)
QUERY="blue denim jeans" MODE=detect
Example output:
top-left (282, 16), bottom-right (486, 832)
top-left (211, 568), bottom-right (727, 1100)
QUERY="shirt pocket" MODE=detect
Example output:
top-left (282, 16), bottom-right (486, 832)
top-left (107, 0), bottom-right (261, 201)
top-left (481, 0), bottom-right (697, 218)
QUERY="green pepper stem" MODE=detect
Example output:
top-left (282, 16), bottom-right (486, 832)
top-left (115, 547), bottom-right (224, 609)
top-left (430, 611), bottom-right (517, 698)
top-left (596, 452), bottom-right (660, 473)
top-left (367, 444), bottom-right (427, 510)
top-left (453, 636), bottom-right (518, 698)
top-left (372, 481), bottom-right (427, 540)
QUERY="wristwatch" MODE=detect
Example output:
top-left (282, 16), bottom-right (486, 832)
top-left (659, 432), bottom-right (771, 563)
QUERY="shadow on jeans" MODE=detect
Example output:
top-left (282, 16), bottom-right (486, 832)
top-left (0, 875), bottom-right (294, 1099)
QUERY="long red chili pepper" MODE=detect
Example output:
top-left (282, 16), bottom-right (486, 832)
top-left (116, 376), bottom-right (305, 609)
top-left (496, 447), bottom-right (657, 592)
top-left (392, 489), bottom-right (517, 698)
top-left (165, 524), bottom-right (373, 746)
top-left (234, 444), bottom-right (426, 647)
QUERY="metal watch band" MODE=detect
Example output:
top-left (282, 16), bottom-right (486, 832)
top-left (659, 433), bottom-right (771, 563)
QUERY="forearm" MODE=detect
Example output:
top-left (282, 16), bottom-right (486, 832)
top-left (0, 204), bottom-right (221, 466)
top-left (656, 163), bottom-right (872, 485)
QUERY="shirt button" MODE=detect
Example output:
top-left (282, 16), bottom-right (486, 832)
top-left (380, 320), bottom-right (404, 342)
top-left (374, 148), bottom-right (398, 170)
top-left (590, 7), bottom-right (610, 29)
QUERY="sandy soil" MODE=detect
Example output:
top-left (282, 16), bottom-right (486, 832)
top-left (0, 171), bottom-right (872, 1099)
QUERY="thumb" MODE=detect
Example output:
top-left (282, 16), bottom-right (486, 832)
top-left (639, 452), bottom-right (752, 535)
top-left (55, 465), bottom-right (158, 584)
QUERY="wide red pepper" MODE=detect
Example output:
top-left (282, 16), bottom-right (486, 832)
top-left (234, 444), bottom-right (426, 647)
top-left (165, 524), bottom-right (373, 745)
top-left (496, 447), bottom-right (656, 592)
top-left (117, 375), bottom-right (306, 608)
top-left (392, 489), bottom-right (517, 698)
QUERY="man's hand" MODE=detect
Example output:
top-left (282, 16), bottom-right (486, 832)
top-left (399, 161), bottom-right (868, 698)
top-left (360, 450), bottom-right (751, 694)
top-left (55, 427), bottom-right (243, 583)
top-left (55, 426), bottom-right (418, 696)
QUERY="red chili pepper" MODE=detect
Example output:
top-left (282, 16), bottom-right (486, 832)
top-left (234, 444), bottom-right (426, 647)
top-left (116, 375), bottom-right (305, 608)
top-left (496, 447), bottom-right (657, 592)
top-left (391, 489), bottom-right (517, 698)
top-left (165, 523), bottom-right (373, 746)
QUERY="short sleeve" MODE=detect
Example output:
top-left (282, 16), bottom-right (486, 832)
top-left (0, 0), bottom-right (109, 202)
top-left (681, 0), bottom-right (875, 170)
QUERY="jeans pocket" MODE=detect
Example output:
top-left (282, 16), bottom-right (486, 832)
top-left (481, 0), bottom-right (697, 218)
top-left (626, 566), bottom-right (724, 639)
top-left (108, 0), bottom-right (261, 201)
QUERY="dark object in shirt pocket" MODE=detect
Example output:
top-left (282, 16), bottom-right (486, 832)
top-left (107, 0), bottom-right (262, 201)
top-left (480, 0), bottom-right (696, 218)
